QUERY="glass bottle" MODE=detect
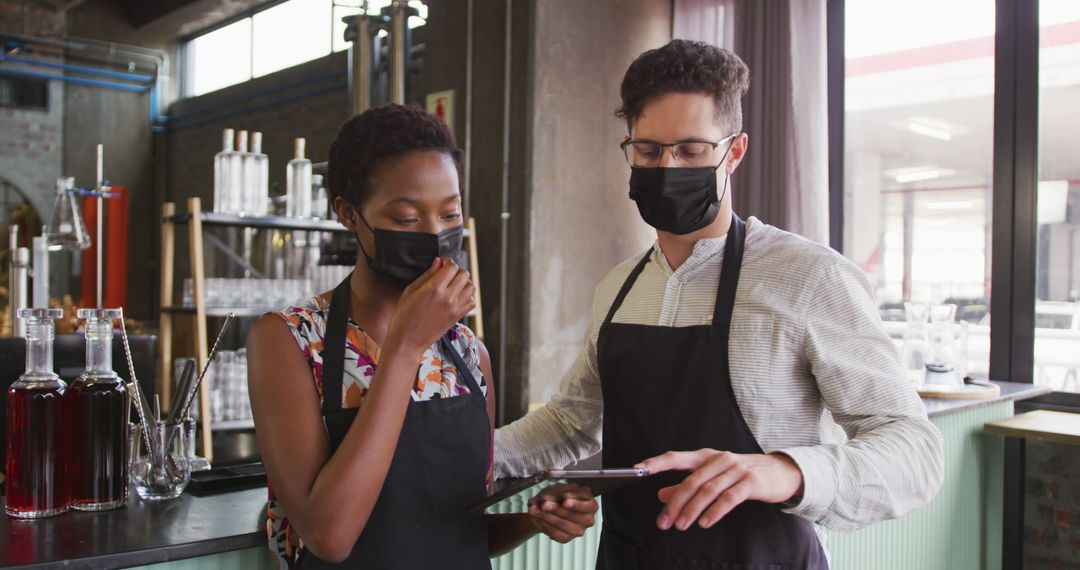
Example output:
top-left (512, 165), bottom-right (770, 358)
top-left (311, 174), bottom-right (328, 220)
top-left (70, 308), bottom-right (129, 511)
top-left (233, 130), bottom-right (251, 215)
top-left (286, 138), bottom-right (312, 219)
top-left (5, 308), bottom-right (69, 518)
top-left (899, 302), bottom-right (930, 385)
top-left (249, 132), bottom-right (270, 216)
top-left (213, 129), bottom-right (233, 213)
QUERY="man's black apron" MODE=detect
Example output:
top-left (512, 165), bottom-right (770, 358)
top-left (296, 276), bottom-right (491, 569)
top-left (597, 215), bottom-right (828, 569)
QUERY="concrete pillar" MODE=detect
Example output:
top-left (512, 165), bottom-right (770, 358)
top-left (525, 0), bottom-right (670, 405)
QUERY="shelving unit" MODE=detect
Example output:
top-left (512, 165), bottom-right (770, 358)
top-left (158, 197), bottom-right (484, 461)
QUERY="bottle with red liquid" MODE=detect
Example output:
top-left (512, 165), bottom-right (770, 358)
top-left (5, 308), bottom-right (69, 519)
top-left (70, 308), bottom-right (129, 511)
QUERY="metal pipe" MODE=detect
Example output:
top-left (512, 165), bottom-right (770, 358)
top-left (2, 32), bottom-right (168, 118)
top-left (344, 14), bottom-right (374, 114)
top-left (464, 0), bottom-right (474, 216)
top-left (8, 226), bottom-right (24, 337)
top-left (0, 53), bottom-right (153, 83)
top-left (96, 144), bottom-right (105, 309)
top-left (32, 235), bottom-right (48, 308)
top-left (11, 247), bottom-right (29, 338)
top-left (497, 0), bottom-right (513, 425)
top-left (388, 1), bottom-right (407, 104)
top-left (0, 67), bottom-right (149, 93)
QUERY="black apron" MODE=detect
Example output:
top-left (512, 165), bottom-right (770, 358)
top-left (596, 215), bottom-right (828, 570)
top-left (296, 276), bottom-right (492, 569)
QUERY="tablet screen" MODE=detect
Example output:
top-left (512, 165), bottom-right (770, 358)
top-left (469, 468), bottom-right (649, 514)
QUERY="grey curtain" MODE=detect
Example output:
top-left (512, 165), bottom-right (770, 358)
top-left (674, 0), bottom-right (830, 244)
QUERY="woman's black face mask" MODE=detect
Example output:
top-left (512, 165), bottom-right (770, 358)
top-left (356, 218), bottom-right (465, 289)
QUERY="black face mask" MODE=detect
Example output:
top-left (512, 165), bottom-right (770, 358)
top-left (628, 165), bottom-right (728, 235)
top-left (356, 219), bottom-right (465, 289)
top-left (627, 138), bottom-right (735, 235)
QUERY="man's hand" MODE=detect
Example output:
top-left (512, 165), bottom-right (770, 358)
top-left (526, 483), bottom-right (599, 543)
top-left (637, 449), bottom-right (804, 531)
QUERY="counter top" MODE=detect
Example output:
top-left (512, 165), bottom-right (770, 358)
top-left (1, 487), bottom-right (266, 569)
top-left (923, 380), bottom-right (1051, 418)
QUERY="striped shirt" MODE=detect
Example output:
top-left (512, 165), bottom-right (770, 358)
top-left (494, 217), bottom-right (944, 547)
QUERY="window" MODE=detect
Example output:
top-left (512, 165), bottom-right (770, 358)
top-left (0, 76), bottom-right (48, 110)
top-left (183, 0), bottom-right (428, 97)
top-left (184, 18), bottom-right (252, 96)
top-left (252, 0), bottom-right (332, 77)
top-left (1036, 0), bottom-right (1080, 392)
top-left (844, 0), bottom-right (995, 379)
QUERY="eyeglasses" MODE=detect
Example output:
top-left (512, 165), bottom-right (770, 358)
top-left (620, 134), bottom-right (737, 168)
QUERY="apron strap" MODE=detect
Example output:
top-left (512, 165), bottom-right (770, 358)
top-left (321, 275), bottom-right (353, 416)
top-left (711, 214), bottom-right (746, 328)
top-left (437, 334), bottom-right (484, 396)
top-left (321, 274), bottom-right (483, 414)
top-left (601, 251), bottom-right (653, 327)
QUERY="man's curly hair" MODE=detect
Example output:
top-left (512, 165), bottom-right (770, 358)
top-left (328, 103), bottom-right (463, 209)
top-left (616, 40), bottom-right (750, 135)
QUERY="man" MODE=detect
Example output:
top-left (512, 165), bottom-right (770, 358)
top-left (495, 40), bottom-right (944, 568)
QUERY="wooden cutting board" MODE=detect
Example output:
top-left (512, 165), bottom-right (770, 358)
top-left (918, 382), bottom-right (1001, 400)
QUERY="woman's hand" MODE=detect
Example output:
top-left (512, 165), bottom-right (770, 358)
top-left (385, 257), bottom-right (476, 354)
top-left (527, 484), bottom-right (599, 543)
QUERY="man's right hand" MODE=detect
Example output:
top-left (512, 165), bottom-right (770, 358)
top-left (386, 257), bottom-right (476, 355)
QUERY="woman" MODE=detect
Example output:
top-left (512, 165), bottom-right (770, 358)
top-left (248, 104), bottom-right (597, 569)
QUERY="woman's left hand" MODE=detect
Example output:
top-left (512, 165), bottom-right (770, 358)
top-left (527, 484), bottom-right (599, 543)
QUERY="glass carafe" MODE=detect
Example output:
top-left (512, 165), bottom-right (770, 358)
top-left (900, 302), bottom-right (930, 385)
top-left (70, 308), bottom-right (130, 511)
top-left (926, 304), bottom-right (960, 385)
top-left (5, 308), bottom-right (69, 518)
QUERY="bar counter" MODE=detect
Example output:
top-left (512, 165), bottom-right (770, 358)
top-left (0, 380), bottom-right (1052, 569)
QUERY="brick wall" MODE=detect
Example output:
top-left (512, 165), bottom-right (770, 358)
top-left (0, 0), bottom-right (65, 228)
top-left (1025, 441), bottom-right (1080, 567)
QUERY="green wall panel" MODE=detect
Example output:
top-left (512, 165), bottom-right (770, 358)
top-left (828, 401), bottom-right (1011, 570)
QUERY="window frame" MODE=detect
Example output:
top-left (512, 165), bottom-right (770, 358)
top-left (179, 0), bottom-right (342, 98)
top-left (828, 2), bottom-right (1078, 566)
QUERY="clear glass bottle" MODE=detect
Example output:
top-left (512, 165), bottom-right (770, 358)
top-left (249, 132), bottom-right (270, 216)
top-left (311, 174), bottom-right (328, 220)
top-left (70, 308), bottom-right (129, 511)
top-left (213, 128), bottom-right (235, 214)
top-left (286, 138), bottom-right (312, 219)
top-left (233, 130), bottom-right (251, 215)
top-left (5, 308), bottom-right (69, 519)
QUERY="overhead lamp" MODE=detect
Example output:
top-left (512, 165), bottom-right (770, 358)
top-left (908, 122), bottom-right (952, 141)
top-left (895, 169), bottom-right (941, 183)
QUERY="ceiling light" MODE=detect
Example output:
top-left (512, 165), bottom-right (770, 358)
top-left (908, 122), bottom-right (952, 141)
top-left (926, 200), bottom-right (975, 210)
top-left (895, 169), bottom-right (941, 183)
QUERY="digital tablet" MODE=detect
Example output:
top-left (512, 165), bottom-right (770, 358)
top-left (468, 468), bottom-right (649, 514)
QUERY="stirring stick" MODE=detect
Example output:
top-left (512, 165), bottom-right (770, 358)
top-left (118, 310), bottom-right (160, 461)
top-left (180, 313), bottom-right (235, 420)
